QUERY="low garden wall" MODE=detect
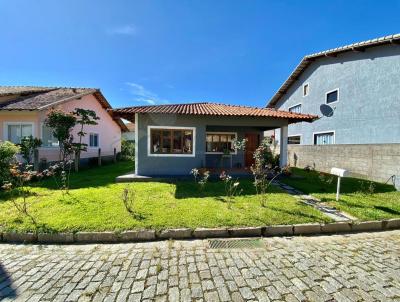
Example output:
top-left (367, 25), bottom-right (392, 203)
top-left (1, 219), bottom-right (400, 244)
top-left (288, 144), bottom-right (400, 189)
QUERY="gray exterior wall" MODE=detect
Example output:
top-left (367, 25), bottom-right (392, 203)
top-left (136, 113), bottom-right (287, 176)
top-left (288, 144), bottom-right (400, 190)
top-left (274, 44), bottom-right (400, 145)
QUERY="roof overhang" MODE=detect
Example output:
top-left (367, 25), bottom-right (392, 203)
top-left (267, 33), bottom-right (400, 108)
top-left (109, 102), bottom-right (318, 125)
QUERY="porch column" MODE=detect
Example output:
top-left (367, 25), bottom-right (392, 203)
top-left (134, 113), bottom-right (139, 175)
top-left (279, 125), bottom-right (288, 167)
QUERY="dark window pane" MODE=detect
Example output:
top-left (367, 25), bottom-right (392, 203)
top-left (287, 136), bottom-right (301, 144)
top-left (183, 130), bottom-right (193, 154)
top-left (326, 90), bottom-right (338, 104)
top-left (173, 130), bottom-right (183, 153)
top-left (162, 130), bottom-right (171, 153)
top-left (151, 130), bottom-right (161, 153)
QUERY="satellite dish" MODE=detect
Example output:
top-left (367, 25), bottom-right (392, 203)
top-left (320, 104), bottom-right (334, 117)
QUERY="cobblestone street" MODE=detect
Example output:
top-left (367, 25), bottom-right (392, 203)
top-left (1, 230), bottom-right (400, 302)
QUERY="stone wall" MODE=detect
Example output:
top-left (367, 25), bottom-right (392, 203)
top-left (287, 144), bottom-right (400, 189)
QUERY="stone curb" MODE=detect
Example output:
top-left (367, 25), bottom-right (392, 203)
top-left (120, 230), bottom-right (156, 241)
top-left (228, 227), bottom-right (262, 237)
top-left (38, 233), bottom-right (74, 244)
top-left (75, 232), bottom-right (118, 243)
top-left (193, 228), bottom-right (229, 238)
top-left (0, 218), bottom-right (399, 244)
top-left (158, 228), bottom-right (193, 239)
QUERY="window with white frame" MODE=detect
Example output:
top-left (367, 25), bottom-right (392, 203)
top-left (5, 123), bottom-right (34, 144)
top-left (303, 83), bottom-right (309, 96)
top-left (89, 133), bottom-right (99, 147)
top-left (287, 135), bottom-right (301, 145)
top-left (206, 132), bottom-right (237, 154)
top-left (326, 89), bottom-right (339, 104)
top-left (288, 104), bottom-right (302, 114)
top-left (41, 124), bottom-right (59, 147)
top-left (149, 127), bottom-right (194, 155)
top-left (314, 132), bottom-right (334, 145)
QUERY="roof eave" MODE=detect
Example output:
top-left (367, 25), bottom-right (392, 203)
top-left (267, 33), bottom-right (400, 108)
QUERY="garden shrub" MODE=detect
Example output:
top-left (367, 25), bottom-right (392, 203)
top-left (121, 139), bottom-right (135, 161)
top-left (0, 141), bottom-right (20, 185)
top-left (20, 136), bottom-right (42, 164)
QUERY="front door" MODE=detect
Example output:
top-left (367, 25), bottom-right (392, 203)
top-left (245, 133), bottom-right (260, 167)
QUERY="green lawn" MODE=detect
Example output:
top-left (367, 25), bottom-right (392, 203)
top-left (281, 168), bottom-right (400, 221)
top-left (0, 162), bottom-right (331, 233)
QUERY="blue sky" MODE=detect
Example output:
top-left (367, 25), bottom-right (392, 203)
top-left (1, 0), bottom-right (399, 108)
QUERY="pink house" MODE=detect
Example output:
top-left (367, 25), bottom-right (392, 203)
top-left (0, 86), bottom-right (126, 164)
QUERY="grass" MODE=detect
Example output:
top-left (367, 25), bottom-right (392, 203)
top-left (280, 168), bottom-right (400, 221)
top-left (0, 162), bottom-right (331, 233)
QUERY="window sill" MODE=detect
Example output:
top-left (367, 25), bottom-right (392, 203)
top-left (148, 153), bottom-right (195, 157)
top-left (205, 152), bottom-right (237, 155)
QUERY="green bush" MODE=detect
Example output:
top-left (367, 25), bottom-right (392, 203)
top-left (121, 139), bottom-right (135, 161)
top-left (0, 141), bottom-right (20, 185)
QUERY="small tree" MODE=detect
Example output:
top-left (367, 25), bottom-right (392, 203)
top-left (1, 164), bottom-right (49, 230)
top-left (251, 140), bottom-right (282, 207)
top-left (20, 136), bottom-right (42, 164)
top-left (219, 171), bottom-right (242, 209)
top-left (45, 110), bottom-right (77, 162)
top-left (71, 108), bottom-right (100, 170)
top-left (45, 110), bottom-right (77, 194)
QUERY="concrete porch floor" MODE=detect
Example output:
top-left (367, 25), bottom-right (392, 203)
top-left (115, 168), bottom-right (253, 182)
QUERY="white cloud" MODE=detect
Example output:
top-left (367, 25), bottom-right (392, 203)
top-left (125, 82), bottom-right (169, 105)
top-left (106, 25), bottom-right (137, 36)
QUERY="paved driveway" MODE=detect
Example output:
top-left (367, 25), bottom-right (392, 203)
top-left (1, 231), bottom-right (400, 302)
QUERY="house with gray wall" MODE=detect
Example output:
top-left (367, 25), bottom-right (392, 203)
top-left (111, 102), bottom-right (315, 176)
top-left (268, 33), bottom-right (400, 188)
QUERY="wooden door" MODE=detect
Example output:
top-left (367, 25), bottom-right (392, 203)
top-left (245, 133), bottom-right (259, 167)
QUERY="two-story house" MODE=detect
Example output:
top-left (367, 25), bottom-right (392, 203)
top-left (267, 34), bottom-right (400, 188)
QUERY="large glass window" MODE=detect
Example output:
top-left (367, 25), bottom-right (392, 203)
top-left (314, 132), bottom-right (334, 145)
top-left (41, 124), bottom-right (59, 147)
top-left (6, 123), bottom-right (33, 144)
top-left (150, 128), bottom-right (193, 155)
top-left (206, 133), bottom-right (236, 153)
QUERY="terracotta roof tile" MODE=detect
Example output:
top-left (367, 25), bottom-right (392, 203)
top-left (0, 87), bottom-right (97, 110)
top-left (111, 102), bottom-right (317, 122)
top-left (0, 86), bottom-right (128, 131)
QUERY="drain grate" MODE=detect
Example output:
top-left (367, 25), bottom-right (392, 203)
top-left (208, 239), bottom-right (264, 249)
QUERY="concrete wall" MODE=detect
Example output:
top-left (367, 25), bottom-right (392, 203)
top-left (136, 113), bottom-right (286, 176)
top-left (274, 44), bottom-right (400, 145)
top-left (287, 144), bottom-right (400, 189)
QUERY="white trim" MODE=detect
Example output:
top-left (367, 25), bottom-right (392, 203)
top-left (134, 113), bottom-right (139, 175)
top-left (288, 103), bottom-right (302, 113)
top-left (205, 132), bottom-right (238, 155)
top-left (3, 122), bottom-right (35, 143)
top-left (302, 83), bottom-right (310, 97)
top-left (287, 134), bottom-right (302, 145)
top-left (89, 132), bottom-right (100, 148)
top-left (147, 125), bottom-right (196, 157)
top-left (312, 130), bottom-right (336, 145)
top-left (325, 88), bottom-right (340, 104)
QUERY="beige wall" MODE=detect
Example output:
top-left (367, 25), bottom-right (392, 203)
top-left (288, 144), bottom-right (400, 189)
top-left (0, 94), bottom-right (121, 162)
